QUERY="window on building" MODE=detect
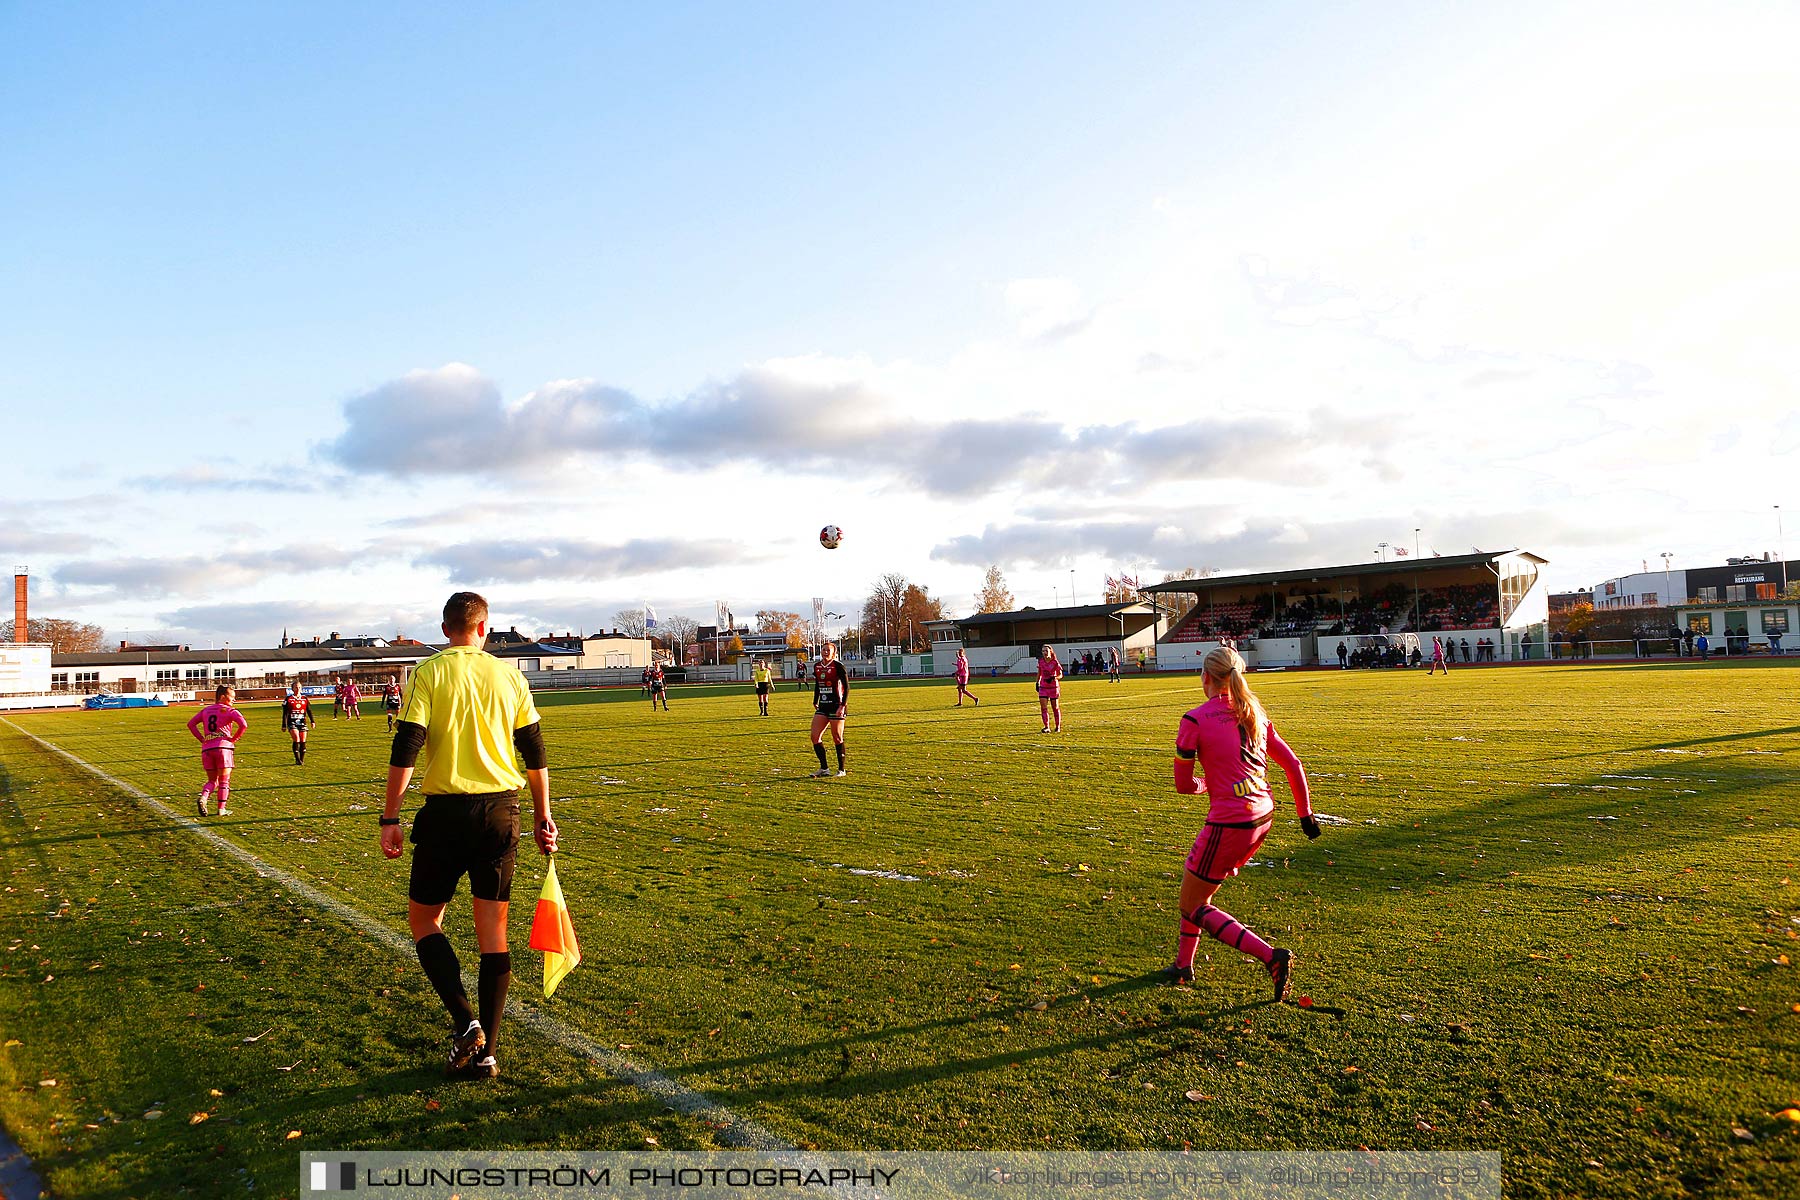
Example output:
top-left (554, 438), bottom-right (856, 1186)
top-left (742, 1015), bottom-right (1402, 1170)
top-left (1762, 610), bottom-right (1790, 635)
top-left (155, 669), bottom-right (180, 682)
top-left (1755, 583), bottom-right (1777, 600)
top-left (1698, 587), bottom-right (1719, 603)
top-left (213, 668), bottom-right (236, 680)
top-left (74, 671), bottom-right (100, 686)
top-left (1726, 585), bottom-right (1747, 603)
top-left (185, 668), bottom-right (207, 681)
top-left (50, 672), bottom-right (68, 688)
top-left (1687, 614), bottom-right (1713, 634)
top-left (1640, 593), bottom-right (1658, 607)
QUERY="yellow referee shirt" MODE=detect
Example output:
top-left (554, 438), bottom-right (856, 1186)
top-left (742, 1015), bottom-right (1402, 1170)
top-left (752, 663), bottom-right (771, 685)
top-left (399, 646), bottom-right (541, 795)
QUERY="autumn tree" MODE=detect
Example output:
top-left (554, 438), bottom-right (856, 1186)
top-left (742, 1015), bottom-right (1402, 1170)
top-left (0, 618), bottom-right (106, 653)
top-left (754, 610), bottom-right (808, 647)
top-left (975, 565), bottom-right (1014, 614)
top-left (659, 614), bottom-right (699, 649)
top-left (613, 608), bottom-right (648, 637)
top-left (861, 574), bottom-right (945, 652)
top-left (725, 634), bottom-right (745, 662)
top-left (1554, 601), bottom-right (1598, 638)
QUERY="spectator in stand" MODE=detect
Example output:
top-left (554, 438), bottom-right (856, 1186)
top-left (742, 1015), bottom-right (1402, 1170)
top-left (1769, 629), bottom-right (1783, 655)
top-left (1336, 641), bottom-right (1348, 668)
top-left (1459, 638), bottom-right (1471, 663)
top-left (1682, 627), bottom-right (1694, 657)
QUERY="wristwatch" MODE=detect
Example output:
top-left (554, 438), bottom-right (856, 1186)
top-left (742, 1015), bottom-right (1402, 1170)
top-left (379, 817), bottom-right (401, 827)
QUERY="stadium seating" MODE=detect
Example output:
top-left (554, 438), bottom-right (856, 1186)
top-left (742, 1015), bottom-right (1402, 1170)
top-left (1164, 582), bottom-right (1502, 646)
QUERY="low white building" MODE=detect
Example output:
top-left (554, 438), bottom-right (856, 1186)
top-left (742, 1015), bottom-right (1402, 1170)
top-left (917, 603), bottom-right (1165, 677)
top-left (1673, 599), bottom-right (1797, 654)
top-left (48, 641), bottom-right (441, 695)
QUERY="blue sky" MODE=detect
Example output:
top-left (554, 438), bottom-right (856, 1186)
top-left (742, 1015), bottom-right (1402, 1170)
top-left (5, 4), bottom-right (1797, 645)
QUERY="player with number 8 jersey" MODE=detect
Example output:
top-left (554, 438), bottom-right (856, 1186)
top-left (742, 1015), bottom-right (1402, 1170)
top-left (187, 685), bottom-right (247, 816)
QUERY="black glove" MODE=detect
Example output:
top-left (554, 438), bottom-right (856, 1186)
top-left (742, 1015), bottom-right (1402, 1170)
top-left (1300, 815), bottom-right (1322, 841)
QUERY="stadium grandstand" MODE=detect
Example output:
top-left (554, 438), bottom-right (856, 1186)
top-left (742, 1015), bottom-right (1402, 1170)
top-left (1143, 549), bottom-right (1549, 668)
top-left (920, 602), bottom-right (1164, 677)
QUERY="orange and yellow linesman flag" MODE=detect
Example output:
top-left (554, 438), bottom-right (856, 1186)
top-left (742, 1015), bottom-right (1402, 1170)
top-left (528, 859), bottom-right (581, 998)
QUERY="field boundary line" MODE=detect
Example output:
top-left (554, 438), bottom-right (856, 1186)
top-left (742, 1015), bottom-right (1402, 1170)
top-left (0, 718), bottom-right (790, 1152)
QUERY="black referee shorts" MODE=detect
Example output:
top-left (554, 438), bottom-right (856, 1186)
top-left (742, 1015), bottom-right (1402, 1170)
top-left (408, 791), bottom-right (520, 905)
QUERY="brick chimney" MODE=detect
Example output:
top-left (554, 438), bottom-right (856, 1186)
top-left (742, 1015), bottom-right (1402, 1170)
top-left (12, 567), bottom-right (25, 645)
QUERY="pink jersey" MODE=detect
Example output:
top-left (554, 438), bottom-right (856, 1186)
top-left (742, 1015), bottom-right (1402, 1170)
top-left (187, 703), bottom-right (247, 751)
top-left (345, 683), bottom-right (361, 702)
top-left (1036, 656), bottom-right (1062, 696)
top-left (954, 657), bottom-right (969, 683)
top-left (1173, 695), bottom-right (1310, 824)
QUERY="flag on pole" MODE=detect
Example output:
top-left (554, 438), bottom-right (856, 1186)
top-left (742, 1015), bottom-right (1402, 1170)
top-left (528, 859), bottom-right (581, 998)
top-left (644, 603), bottom-right (657, 631)
top-left (1394, 546), bottom-right (1410, 557)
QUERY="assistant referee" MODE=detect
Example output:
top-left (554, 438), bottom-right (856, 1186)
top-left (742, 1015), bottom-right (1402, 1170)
top-left (381, 591), bottom-right (558, 1080)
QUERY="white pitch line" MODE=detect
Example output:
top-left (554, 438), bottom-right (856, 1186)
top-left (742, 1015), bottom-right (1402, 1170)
top-left (1, 718), bottom-right (789, 1151)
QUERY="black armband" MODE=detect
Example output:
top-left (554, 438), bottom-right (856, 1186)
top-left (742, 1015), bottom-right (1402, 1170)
top-left (513, 721), bottom-right (548, 771)
top-left (388, 721), bottom-right (428, 768)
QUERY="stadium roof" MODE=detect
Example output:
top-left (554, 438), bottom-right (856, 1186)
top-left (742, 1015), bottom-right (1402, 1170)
top-left (1139, 549), bottom-right (1544, 595)
top-left (486, 641), bottom-right (584, 659)
top-left (949, 602), bottom-right (1155, 627)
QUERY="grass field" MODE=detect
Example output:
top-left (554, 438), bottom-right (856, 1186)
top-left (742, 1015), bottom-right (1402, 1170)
top-left (1, 664), bottom-right (1797, 1198)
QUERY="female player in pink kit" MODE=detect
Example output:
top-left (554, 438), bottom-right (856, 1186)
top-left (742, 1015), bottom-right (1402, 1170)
top-left (952, 647), bottom-right (979, 707)
top-left (1035, 645), bottom-right (1062, 732)
top-left (1166, 646), bottom-right (1320, 1000)
top-left (187, 684), bottom-right (248, 817)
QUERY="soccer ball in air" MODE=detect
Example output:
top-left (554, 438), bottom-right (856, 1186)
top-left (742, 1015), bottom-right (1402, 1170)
top-left (819, 525), bottom-right (843, 550)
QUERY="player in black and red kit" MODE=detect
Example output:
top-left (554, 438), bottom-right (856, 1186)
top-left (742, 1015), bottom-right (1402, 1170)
top-left (646, 662), bottom-right (669, 711)
top-left (281, 682), bottom-right (313, 765)
top-left (808, 641), bottom-right (850, 777)
top-left (382, 675), bottom-right (404, 732)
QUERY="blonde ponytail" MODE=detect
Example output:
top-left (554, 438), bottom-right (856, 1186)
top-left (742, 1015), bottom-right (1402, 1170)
top-left (1202, 645), bottom-right (1266, 748)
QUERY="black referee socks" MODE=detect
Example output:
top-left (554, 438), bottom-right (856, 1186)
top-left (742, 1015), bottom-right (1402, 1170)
top-left (415, 933), bottom-right (475, 1029)
top-left (478, 952), bottom-right (511, 1057)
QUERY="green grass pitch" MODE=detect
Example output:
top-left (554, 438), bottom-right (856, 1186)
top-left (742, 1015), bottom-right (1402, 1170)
top-left (1, 664), bottom-right (1796, 1198)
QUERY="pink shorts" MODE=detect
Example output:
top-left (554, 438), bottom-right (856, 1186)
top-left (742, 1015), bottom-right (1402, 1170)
top-left (1184, 818), bottom-right (1272, 884)
top-left (201, 747), bottom-right (234, 772)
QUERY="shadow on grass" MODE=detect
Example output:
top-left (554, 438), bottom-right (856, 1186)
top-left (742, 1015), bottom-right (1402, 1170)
top-left (654, 971), bottom-right (1266, 1089)
top-left (690, 990), bottom-right (1277, 1108)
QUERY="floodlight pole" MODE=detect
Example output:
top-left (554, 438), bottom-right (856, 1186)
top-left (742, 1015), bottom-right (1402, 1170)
top-left (1778, 505), bottom-right (1786, 594)
top-left (1413, 528), bottom-right (1422, 632)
